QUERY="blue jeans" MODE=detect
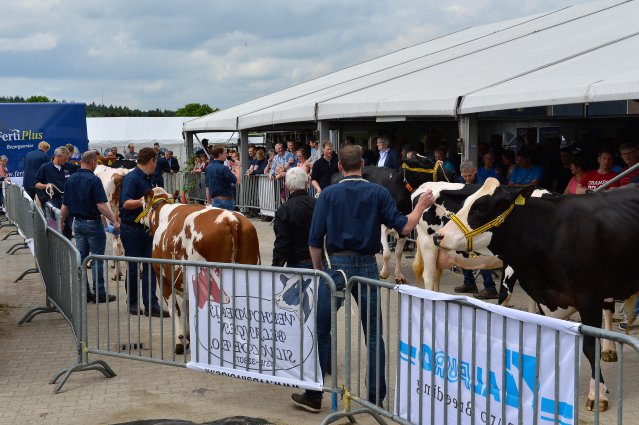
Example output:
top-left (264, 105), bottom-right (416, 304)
top-left (306, 254), bottom-right (386, 404)
top-left (74, 219), bottom-right (107, 295)
top-left (212, 198), bottom-right (235, 211)
top-left (120, 223), bottom-right (160, 310)
top-left (462, 269), bottom-right (496, 291)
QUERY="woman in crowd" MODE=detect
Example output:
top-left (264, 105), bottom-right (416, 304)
top-left (192, 151), bottom-right (209, 174)
top-left (0, 155), bottom-right (9, 210)
top-left (563, 154), bottom-right (587, 195)
top-left (295, 148), bottom-right (312, 174)
top-left (264, 149), bottom-right (276, 174)
top-left (230, 151), bottom-right (242, 183)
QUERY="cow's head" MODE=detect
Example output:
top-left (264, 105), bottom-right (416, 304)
top-left (274, 274), bottom-right (314, 323)
top-left (401, 155), bottom-right (455, 191)
top-left (137, 187), bottom-right (177, 227)
top-left (192, 267), bottom-right (230, 309)
top-left (434, 178), bottom-right (535, 253)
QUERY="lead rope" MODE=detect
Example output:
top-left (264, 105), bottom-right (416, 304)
top-left (45, 183), bottom-right (64, 199)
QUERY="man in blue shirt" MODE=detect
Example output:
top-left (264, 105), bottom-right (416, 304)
top-left (205, 145), bottom-right (237, 211)
top-left (151, 146), bottom-right (171, 188)
top-left (61, 151), bottom-right (120, 303)
top-left (119, 147), bottom-right (168, 318)
top-left (509, 149), bottom-right (543, 186)
top-left (291, 144), bottom-right (435, 413)
top-left (34, 146), bottom-right (76, 239)
top-left (23, 141), bottom-right (50, 200)
top-left (376, 136), bottom-right (400, 169)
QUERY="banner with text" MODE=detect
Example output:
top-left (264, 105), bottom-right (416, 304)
top-left (396, 285), bottom-right (580, 425)
top-left (0, 103), bottom-right (87, 185)
top-left (186, 266), bottom-right (323, 391)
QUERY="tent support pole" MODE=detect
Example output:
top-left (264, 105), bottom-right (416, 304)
top-left (185, 132), bottom-right (194, 158)
top-left (239, 130), bottom-right (249, 175)
top-left (458, 114), bottom-right (478, 165)
top-left (318, 120), bottom-right (330, 145)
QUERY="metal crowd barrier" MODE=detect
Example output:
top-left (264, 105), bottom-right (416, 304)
top-left (321, 277), bottom-right (639, 425)
top-left (45, 201), bottom-right (62, 231)
top-left (53, 254), bottom-right (340, 407)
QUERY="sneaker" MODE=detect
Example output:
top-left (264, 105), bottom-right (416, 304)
top-left (474, 289), bottom-right (499, 300)
top-left (454, 284), bottom-right (478, 294)
top-left (619, 321), bottom-right (632, 331)
top-left (291, 393), bottom-right (322, 413)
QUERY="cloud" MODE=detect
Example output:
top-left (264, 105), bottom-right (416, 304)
top-left (0, 33), bottom-right (58, 52)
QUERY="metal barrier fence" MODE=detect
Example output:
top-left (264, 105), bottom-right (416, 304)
top-left (321, 277), bottom-right (639, 425)
top-left (52, 254), bottom-right (340, 407)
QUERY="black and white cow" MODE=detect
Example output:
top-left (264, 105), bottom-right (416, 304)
top-left (275, 274), bottom-right (314, 323)
top-left (333, 155), bottom-right (452, 283)
top-left (433, 177), bottom-right (639, 412)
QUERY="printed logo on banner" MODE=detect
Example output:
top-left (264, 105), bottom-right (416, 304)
top-left (186, 267), bottom-right (322, 391)
top-left (395, 287), bottom-right (578, 425)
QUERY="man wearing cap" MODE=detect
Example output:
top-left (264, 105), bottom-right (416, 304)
top-left (23, 141), bottom-right (51, 200)
top-left (205, 145), bottom-right (236, 211)
top-left (119, 147), bottom-right (169, 317)
top-left (61, 151), bottom-right (119, 303)
top-left (34, 146), bottom-right (76, 239)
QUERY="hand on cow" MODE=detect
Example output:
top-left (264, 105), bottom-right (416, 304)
top-left (415, 189), bottom-right (435, 212)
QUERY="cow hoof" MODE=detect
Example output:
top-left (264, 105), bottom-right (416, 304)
top-left (175, 343), bottom-right (185, 355)
top-left (585, 398), bottom-right (608, 412)
top-left (379, 271), bottom-right (390, 280)
top-left (395, 278), bottom-right (407, 284)
top-left (111, 273), bottom-right (123, 281)
top-left (601, 351), bottom-right (618, 362)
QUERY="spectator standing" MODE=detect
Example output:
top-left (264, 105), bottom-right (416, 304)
top-left (269, 143), bottom-right (295, 181)
top-left (153, 142), bottom-right (165, 157)
top-left (563, 154), bottom-right (587, 195)
top-left (295, 148), bottom-right (312, 174)
top-left (34, 146), bottom-right (75, 239)
top-left (264, 149), bottom-right (276, 174)
top-left (576, 148), bottom-right (619, 193)
top-left (111, 147), bottom-right (124, 160)
top-left (508, 149), bottom-right (543, 187)
top-left (554, 147), bottom-right (574, 193)
top-left (152, 146), bottom-right (171, 188)
top-left (166, 150), bottom-right (180, 173)
top-left (376, 136), bottom-right (400, 169)
top-left (119, 147), bottom-right (169, 317)
top-left (272, 167), bottom-right (316, 268)
top-left (310, 141), bottom-right (339, 196)
top-left (453, 160), bottom-right (499, 300)
top-left (291, 145), bottom-right (435, 412)
top-left (229, 151), bottom-right (242, 183)
top-left (434, 147), bottom-right (457, 175)
top-left (247, 149), bottom-right (268, 175)
top-left (205, 145), bottom-right (237, 211)
top-left (286, 140), bottom-right (298, 167)
top-left (618, 143), bottom-right (639, 186)
top-left (23, 141), bottom-right (50, 200)
top-left (501, 150), bottom-right (516, 182)
top-left (0, 155), bottom-right (10, 210)
top-left (124, 144), bottom-right (138, 161)
top-left (308, 136), bottom-right (320, 163)
top-left (60, 151), bottom-right (119, 303)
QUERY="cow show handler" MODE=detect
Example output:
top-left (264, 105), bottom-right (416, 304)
top-left (60, 151), bottom-right (119, 303)
top-left (34, 146), bottom-right (76, 239)
top-left (205, 145), bottom-right (237, 211)
top-left (291, 144), bottom-right (435, 413)
top-left (119, 147), bottom-right (168, 317)
top-left (23, 141), bottom-right (50, 201)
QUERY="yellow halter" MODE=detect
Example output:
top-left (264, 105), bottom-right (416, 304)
top-left (134, 197), bottom-right (174, 223)
top-left (401, 161), bottom-right (449, 192)
top-left (445, 194), bottom-right (526, 255)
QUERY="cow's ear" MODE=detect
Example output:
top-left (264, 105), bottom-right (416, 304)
top-left (513, 185), bottom-right (536, 205)
top-left (143, 189), bottom-right (154, 204)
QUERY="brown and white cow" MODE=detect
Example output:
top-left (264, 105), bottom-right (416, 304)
top-left (94, 164), bottom-right (130, 278)
top-left (138, 187), bottom-right (260, 354)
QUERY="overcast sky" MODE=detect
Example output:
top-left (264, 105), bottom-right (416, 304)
top-left (1, 0), bottom-right (593, 111)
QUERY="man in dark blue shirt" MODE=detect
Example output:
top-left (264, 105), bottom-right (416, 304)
top-left (61, 151), bottom-right (120, 303)
top-left (34, 146), bottom-right (76, 239)
top-left (119, 147), bottom-right (168, 318)
top-left (291, 144), bottom-right (435, 413)
top-left (310, 141), bottom-right (339, 195)
top-left (205, 145), bottom-right (237, 211)
top-left (23, 141), bottom-right (50, 200)
top-left (166, 151), bottom-right (180, 173)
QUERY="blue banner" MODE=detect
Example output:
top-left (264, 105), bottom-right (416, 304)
top-left (0, 103), bottom-right (88, 181)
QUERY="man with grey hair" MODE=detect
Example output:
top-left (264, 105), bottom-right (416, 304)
top-left (34, 146), bottom-right (76, 238)
top-left (456, 160), bottom-right (480, 184)
top-left (272, 167), bottom-right (316, 268)
top-left (376, 135), bottom-right (399, 169)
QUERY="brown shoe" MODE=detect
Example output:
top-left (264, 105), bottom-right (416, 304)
top-left (474, 289), bottom-right (499, 300)
top-left (454, 284), bottom-right (478, 294)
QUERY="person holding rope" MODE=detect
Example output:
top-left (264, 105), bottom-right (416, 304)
top-left (291, 144), bottom-right (435, 413)
top-left (34, 146), bottom-right (76, 239)
top-left (60, 151), bottom-right (118, 303)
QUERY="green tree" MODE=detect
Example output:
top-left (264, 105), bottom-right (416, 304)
top-left (176, 103), bottom-right (218, 117)
top-left (26, 95), bottom-right (51, 102)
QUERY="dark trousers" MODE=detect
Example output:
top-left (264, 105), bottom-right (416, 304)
top-left (120, 223), bottom-right (160, 310)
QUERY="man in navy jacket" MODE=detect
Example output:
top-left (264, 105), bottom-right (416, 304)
top-left (23, 141), bottom-right (51, 200)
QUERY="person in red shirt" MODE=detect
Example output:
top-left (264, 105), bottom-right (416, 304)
top-left (618, 143), bottom-right (639, 186)
top-left (576, 148), bottom-right (619, 193)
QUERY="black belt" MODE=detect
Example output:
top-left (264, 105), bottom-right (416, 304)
top-left (330, 250), bottom-right (366, 257)
top-left (73, 215), bottom-right (100, 220)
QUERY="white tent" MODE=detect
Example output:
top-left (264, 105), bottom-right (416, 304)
top-left (87, 117), bottom-right (261, 162)
top-left (184, 0), bottom-right (639, 132)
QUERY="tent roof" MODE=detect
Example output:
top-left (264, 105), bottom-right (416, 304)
top-left (185, 0), bottom-right (639, 132)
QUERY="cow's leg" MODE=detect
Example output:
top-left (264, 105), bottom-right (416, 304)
top-left (379, 225), bottom-right (391, 280)
top-left (112, 237), bottom-right (125, 280)
top-left (162, 268), bottom-right (187, 355)
top-left (601, 299), bottom-right (617, 362)
top-left (393, 236), bottom-right (407, 284)
top-left (420, 237), bottom-right (441, 292)
top-left (580, 301), bottom-right (608, 412)
top-left (412, 235), bottom-right (424, 287)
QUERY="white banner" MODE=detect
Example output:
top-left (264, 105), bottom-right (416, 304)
top-left (186, 266), bottom-right (323, 391)
top-left (395, 285), bottom-right (581, 425)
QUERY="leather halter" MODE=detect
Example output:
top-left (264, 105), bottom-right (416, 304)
top-left (134, 197), bottom-right (174, 223)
